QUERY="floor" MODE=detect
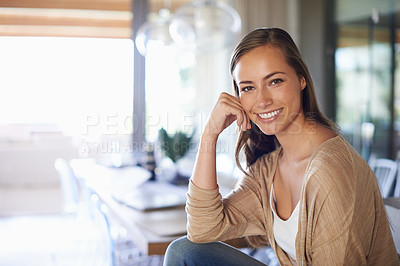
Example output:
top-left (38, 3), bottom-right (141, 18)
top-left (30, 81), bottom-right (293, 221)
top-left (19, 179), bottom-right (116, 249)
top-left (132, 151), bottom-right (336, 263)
top-left (0, 186), bottom-right (278, 266)
top-left (0, 214), bottom-right (93, 266)
top-left (0, 213), bottom-right (280, 266)
top-left (0, 213), bottom-right (165, 266)
top-left (0, 186), bottom-right (164, 266)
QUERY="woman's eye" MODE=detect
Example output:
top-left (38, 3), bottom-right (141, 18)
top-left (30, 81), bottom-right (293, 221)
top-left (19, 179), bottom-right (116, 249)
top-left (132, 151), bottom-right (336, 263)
top-left (271, 78), bottom-right (283, 85)
top-left (241, 86), bottom-right (253, 93)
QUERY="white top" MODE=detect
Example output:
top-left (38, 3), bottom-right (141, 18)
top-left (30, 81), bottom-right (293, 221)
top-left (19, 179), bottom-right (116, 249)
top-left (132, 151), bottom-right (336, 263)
top-left (270, 183), bottom-right (299, 261)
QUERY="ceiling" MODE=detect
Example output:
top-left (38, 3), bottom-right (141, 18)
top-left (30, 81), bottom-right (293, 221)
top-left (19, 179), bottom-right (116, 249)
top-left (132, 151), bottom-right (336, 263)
top-left (337, 10), bottom-right (400, 48)
top-left (336, 0), bottom-right (399, 24)
top-left (0, 0), bottom-right (191, 38)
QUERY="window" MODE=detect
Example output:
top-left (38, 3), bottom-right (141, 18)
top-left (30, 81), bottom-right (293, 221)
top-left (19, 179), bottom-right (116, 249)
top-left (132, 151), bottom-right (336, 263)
top-left (335, 0), bottom-right (400, 159)
top-left (144, 43), bottom-right (196, 141)
top-left (0, 37), bottom-right (134, 140)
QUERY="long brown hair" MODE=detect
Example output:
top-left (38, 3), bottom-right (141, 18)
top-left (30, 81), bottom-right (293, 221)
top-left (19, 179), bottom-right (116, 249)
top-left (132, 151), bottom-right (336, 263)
top-left (231, 28), bottom-right (338, 171)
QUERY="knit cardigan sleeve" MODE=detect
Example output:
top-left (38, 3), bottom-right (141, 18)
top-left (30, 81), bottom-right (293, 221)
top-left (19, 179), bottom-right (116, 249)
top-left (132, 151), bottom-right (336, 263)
top-left (185, 150), bottom-right (280, 243)
top-left (186, 175), bottom-right (268, 243)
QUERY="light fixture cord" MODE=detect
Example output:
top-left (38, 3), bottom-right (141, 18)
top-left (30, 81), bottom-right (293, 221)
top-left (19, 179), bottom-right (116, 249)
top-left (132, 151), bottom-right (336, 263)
top-left (164, 0), bottom-right (172, 10)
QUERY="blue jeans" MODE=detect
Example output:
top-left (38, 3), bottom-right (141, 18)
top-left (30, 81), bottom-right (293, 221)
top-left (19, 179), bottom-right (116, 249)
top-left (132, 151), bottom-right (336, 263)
top-left (163, 236), bottom-right (267, 266)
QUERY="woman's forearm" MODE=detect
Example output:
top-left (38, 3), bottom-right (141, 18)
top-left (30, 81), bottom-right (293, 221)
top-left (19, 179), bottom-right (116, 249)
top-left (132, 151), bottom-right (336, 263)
top-left (190, 92), bottom-right (250, 190)
top-left (191, 133), bottom-right (219, 190)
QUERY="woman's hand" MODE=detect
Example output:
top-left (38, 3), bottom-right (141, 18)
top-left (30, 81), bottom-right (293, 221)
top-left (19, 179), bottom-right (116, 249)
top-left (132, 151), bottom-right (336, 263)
top-left (203, 92), bottom-right (251, 140)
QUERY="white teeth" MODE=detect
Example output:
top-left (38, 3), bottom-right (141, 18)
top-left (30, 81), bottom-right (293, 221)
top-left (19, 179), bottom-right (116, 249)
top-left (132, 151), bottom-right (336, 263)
top-left (258, 109), bottom-right (281, 119)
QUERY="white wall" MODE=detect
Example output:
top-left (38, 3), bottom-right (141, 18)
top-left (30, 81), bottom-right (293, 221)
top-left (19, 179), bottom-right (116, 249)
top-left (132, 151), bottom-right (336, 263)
top-left (0, 139), bottom-right (78, 187)
top-left (0, 127), bottom-right (79, 215)
top-left (0, 131), bottom-right (79, 187)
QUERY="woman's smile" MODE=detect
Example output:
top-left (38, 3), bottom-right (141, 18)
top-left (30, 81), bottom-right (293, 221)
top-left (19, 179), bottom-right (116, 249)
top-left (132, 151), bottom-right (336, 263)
top-left (257, 107), bottom-right (283, 121)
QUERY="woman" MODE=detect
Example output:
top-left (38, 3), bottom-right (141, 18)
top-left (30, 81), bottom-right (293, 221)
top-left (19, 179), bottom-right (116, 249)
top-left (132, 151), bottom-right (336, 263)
top-left (164, 28), bottom-right (398, 265)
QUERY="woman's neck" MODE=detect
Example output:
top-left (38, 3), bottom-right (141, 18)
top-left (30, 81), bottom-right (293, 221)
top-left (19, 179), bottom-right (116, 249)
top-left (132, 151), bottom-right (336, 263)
top-left (275, 116), bottom-right (335, 163)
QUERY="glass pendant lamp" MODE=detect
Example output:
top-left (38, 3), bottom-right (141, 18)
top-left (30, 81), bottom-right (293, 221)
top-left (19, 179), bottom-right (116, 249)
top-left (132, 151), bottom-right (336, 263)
top-left (169, 0), bottom-right (241, 52)
top-left (135, 8), bottom-right (174, 56)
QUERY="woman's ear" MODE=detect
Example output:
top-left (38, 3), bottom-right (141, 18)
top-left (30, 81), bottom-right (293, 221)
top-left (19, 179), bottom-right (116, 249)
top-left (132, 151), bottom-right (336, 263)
top-left (300, 77), bottom-right (306, 91)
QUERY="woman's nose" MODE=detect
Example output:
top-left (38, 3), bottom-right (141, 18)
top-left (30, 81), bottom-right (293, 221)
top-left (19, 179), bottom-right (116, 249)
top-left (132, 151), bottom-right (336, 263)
top-left (256, 89), bottom-right (272, 108)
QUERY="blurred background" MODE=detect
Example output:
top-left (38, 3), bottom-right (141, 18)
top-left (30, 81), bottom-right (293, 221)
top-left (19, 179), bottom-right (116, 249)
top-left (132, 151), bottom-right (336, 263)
top-left (0, 0), bottom-right (399, 265)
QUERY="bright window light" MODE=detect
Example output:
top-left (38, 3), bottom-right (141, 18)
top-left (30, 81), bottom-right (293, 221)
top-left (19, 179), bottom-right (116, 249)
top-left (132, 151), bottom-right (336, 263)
top-left (0, 37), bottom-right (134, 139)
top-left (145, 41), bottom-right (196, 141)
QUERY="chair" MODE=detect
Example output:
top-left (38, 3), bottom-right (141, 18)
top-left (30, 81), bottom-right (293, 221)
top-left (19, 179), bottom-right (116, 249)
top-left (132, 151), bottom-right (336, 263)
top-left (88, 190), bottom-right (116, 266)
top-left (369, 158), bottom-right (398, 198)
top-left (393, 161), bottom-right (400, 198)
top-left (55, 158), bottom-right (80, 214)
top-left (87, 188), bottom-right (142, 266)
top-left (384, 198), bottom-right (400, 255)
top-left (55, 159), bottom-right (119, 265)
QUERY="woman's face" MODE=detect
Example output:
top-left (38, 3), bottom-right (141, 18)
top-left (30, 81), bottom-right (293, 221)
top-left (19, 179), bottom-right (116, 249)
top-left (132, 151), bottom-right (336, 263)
top-left (233, 44), bottom-right (306, 136)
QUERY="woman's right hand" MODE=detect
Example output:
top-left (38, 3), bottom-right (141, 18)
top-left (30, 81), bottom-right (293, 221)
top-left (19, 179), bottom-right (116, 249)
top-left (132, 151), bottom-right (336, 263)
top-left (203, 92), bottom-right (251, 140)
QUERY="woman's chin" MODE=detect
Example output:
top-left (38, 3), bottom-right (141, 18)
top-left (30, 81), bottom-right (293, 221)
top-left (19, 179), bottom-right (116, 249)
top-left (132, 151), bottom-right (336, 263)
top-left (254, 124), bottom-right (280, 136)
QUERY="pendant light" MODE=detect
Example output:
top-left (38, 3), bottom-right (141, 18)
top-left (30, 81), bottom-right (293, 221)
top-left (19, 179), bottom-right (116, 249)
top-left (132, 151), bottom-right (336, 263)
top-left (135, 1), bottom-right (174, 56)
top-left (169, 0), bottom-right (241, 52)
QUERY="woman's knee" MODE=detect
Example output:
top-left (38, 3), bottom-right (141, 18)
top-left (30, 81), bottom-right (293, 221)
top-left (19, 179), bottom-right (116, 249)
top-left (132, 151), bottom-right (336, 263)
top-left (164, 237), bottom-right (267, 266)
top-left (164, 236), bottom-right (192, 265)
top-left (166, 236), bottom-right (192, 256)
top-left (164, 236), bottom-right (220, 265)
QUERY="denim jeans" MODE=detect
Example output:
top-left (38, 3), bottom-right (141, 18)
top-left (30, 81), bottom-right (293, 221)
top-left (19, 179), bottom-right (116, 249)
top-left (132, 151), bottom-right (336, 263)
top-left (163, 236), bottom-right (267, 266)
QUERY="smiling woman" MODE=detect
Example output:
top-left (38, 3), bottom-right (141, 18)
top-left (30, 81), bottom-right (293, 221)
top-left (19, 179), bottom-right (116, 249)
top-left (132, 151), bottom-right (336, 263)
top-left (164, 28), bottom-right (398, 266)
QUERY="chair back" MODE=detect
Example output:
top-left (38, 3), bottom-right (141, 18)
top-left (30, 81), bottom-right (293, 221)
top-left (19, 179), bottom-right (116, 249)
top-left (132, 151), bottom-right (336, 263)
top-left (394, 161), bottom-right (400, 198)
top-left (88, 189), bottom-right (116, 266)
top-left (370, 158), bottom-right (397, 198)
top-left (55, 158), bottom-right (80, 214)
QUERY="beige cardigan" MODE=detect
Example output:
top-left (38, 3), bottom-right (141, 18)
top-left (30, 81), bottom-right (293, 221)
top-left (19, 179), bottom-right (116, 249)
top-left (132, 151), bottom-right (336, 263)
top-left (186, 135), bottom-right (399, 265)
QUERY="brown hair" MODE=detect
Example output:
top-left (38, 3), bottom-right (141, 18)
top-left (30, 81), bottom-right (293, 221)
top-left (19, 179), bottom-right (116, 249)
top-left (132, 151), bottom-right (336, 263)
top-left (231, 27), bottom-right (338, 171)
